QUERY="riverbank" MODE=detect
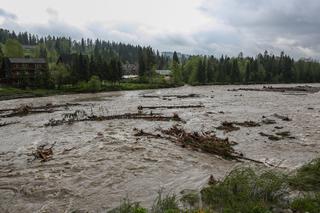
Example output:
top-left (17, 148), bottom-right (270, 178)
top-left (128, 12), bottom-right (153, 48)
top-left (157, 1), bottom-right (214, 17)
top-left (0, 82), bottom-right (180, 101)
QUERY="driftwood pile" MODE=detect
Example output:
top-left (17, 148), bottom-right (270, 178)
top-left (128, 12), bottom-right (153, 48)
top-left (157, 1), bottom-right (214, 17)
top-left (0, 103), bottom-right (81, 118)
top-left (32, 142), bottom-right (56, 162)
top-left (229, 85), bottom-right (320, 94)
top-left (45, 110), bottom-right (184, 127)
top-left (217, 121), bottom-right (261, 132)
top-left (134, 125), bottom-right (264, 163)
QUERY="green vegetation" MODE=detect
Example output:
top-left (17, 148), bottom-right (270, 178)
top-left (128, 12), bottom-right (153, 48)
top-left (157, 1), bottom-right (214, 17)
top-left (288, 158), bottom-right (320, 191)
top-left (3, 39), bottom-right (23, 57)
top-left (108, 199), bottom-right (147, 213)
top-left (109, 158), bottom-right (320, 213)
top-left (290, 194), bottom-right (320, 213)
top-left (201, 168), bottom-right (287, 212)
top-left (0, 80), bottom-right (177, 100)
top-left (151, 191), bottom-right (180, 213)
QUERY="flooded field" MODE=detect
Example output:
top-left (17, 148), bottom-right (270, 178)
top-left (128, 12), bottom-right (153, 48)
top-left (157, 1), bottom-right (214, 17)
top-left (1, 84), bottom-right (320, 212)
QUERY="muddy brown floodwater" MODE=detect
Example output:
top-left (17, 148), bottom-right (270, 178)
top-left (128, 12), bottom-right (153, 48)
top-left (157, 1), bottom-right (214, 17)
top-left (1, 84), bottom-right (320, 212)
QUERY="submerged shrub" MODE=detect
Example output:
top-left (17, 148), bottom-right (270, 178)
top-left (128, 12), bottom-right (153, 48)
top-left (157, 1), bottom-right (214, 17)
top-left (288, 158), bottom-right (320, 192)
top-left (201, 168), bottom-right (287, 213)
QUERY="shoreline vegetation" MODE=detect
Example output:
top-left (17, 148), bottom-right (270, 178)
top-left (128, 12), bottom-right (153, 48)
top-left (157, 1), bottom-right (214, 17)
top-left (1, 81), bottom-right (320, 101)
top-left (109, 158), bottom-right (320, 213)
top-left (0, 80), bottom-right (181, 101)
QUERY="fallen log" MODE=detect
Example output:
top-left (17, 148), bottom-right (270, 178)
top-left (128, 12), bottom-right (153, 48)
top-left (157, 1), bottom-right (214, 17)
top-left (137, 104), bottom-right (204, 110)
top-left (229, 86), bottom-right (320, 94)
top-left (45, 111), bottom-right (184, 127)
top-left (142, 94), bottom-right (201, 99)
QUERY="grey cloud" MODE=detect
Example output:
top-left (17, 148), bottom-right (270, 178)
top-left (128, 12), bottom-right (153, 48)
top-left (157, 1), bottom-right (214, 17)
top-left (46, 8), bottom-right (59, 18)
top-left (0, 8), bottom-right (17, 20)
top-left (0, 14), bottom-right (84, 40)
top-left (200, 0), bottom-right (320, 58)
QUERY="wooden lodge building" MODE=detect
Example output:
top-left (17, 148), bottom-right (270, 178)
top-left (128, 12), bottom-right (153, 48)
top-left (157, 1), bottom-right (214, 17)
top-left (0, 57), bottom-right (48, 85)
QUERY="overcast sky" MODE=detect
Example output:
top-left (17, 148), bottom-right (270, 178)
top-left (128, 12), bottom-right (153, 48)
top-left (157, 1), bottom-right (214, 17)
top-left (0, 0), bottom-right (319, 59)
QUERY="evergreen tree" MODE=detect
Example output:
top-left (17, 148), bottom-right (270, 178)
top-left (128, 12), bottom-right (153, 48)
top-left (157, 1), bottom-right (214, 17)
top-left (173, 51), bottom-right (179, 64)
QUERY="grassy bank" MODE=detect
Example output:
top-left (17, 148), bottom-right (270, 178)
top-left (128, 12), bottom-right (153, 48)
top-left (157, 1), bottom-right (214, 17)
top-left (0, 81), bottom-right (180, 101)
top-left (108, 158), bottom-right (320, 213)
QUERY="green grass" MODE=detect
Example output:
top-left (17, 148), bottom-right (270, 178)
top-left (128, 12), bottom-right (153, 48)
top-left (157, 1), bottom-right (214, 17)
top-left (288, 158), bottom-right (320, 192)
top-left (201, 168), bottom-right (287, 213)
top-left (291, 194), bottom-right (320, 213)
top-left (108, 199), bottom-right (147, 213)
top-left (151, 190), bottom-right (180, 213)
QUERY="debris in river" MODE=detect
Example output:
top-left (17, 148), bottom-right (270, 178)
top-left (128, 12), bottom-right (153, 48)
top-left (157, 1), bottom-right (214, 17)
top-left (217, 120), bottom-right (260, 132)
top-left (137, 104), bottom-right (204, 110)
top-left (236, 121), bottom-right (261, 127)
top-left (262, 118), bottom-right (277, 125)
top-left (229, 85), bottom-right (320, 94)
top-left (142, 125), bottom-right (240, 160)
top-left (32, 142), bottom-right (56, 162)
top-left (0, 121), bottom-right (19, 127)
top-left (259, 132), bottom-right (281, 141)
top-left (45, 110), bottom-right (184, 127)
top-left (273, 113), bottom-right (292, 121)
top-left (142, 93), bottom-right (201, 99)
top-left (274, 126), bottom-right (284, 130)
top-left (275, 131), bottom-right (296, 139)
top-left (0, 103), bottom-right (82, 118)
top-left (217, 121), bottom-right (240, 132)
top-left (259, 131), bottom-right (295, 141)
top-left (134, 125), bottom-right (266, 164)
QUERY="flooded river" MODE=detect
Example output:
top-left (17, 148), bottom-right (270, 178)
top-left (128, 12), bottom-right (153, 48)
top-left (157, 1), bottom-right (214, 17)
top-left (1, 84), bottom-right (320, 212)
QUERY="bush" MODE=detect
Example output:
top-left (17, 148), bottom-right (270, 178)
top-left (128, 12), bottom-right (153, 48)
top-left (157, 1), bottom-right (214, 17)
top-left (288, 158), bottom-right (320, 192)
top-left (87, 75), bottom-right (102, 92)
top-left (291, 193), bottom-right (320, 213)
top-left (201, 168), bottom-right (287, 213)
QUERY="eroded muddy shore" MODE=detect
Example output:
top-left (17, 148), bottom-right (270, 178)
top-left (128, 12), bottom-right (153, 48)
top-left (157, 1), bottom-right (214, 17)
top-left (1, 84), bottom-right (320, 212)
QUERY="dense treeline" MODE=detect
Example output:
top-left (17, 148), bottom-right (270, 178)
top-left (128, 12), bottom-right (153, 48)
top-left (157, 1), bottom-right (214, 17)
top-left (176, 52), bottom-right (320, 84)
top-left (0, 28), bottom-right (320, 90)
top-left (0, 28), bottom-right (171, 88)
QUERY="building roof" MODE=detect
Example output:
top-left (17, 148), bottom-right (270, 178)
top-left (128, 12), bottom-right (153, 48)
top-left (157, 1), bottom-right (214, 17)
top-left (156, 70), bottom-right (172, 76)
top-left (8, 58), bottom-right (47, 64)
